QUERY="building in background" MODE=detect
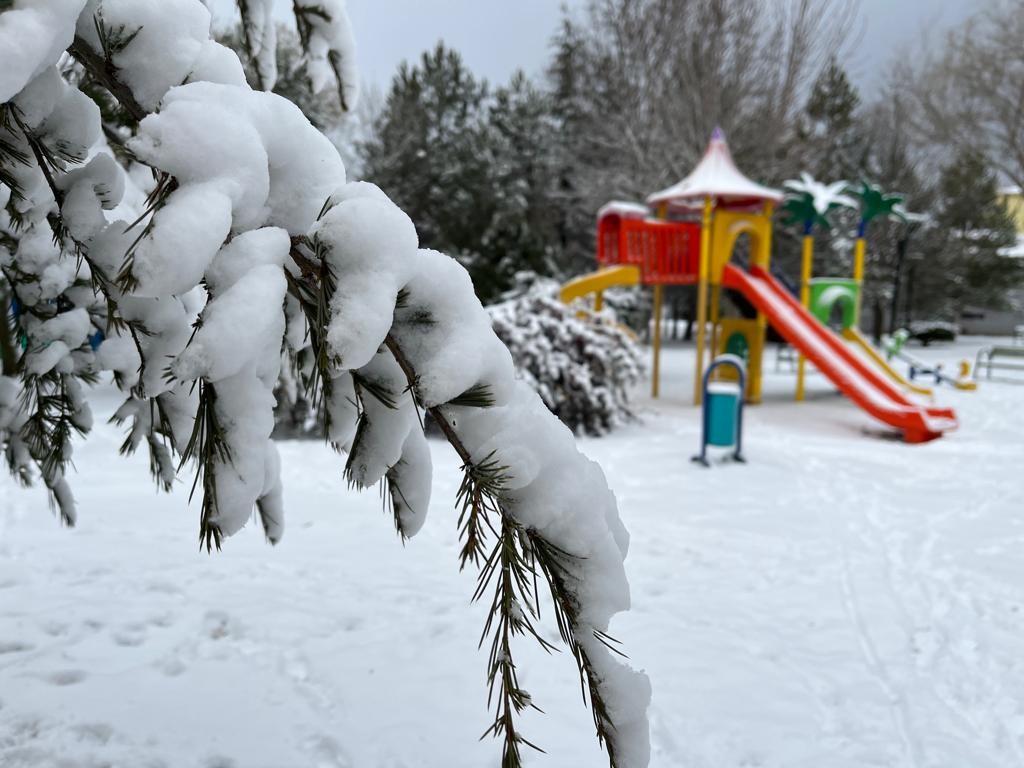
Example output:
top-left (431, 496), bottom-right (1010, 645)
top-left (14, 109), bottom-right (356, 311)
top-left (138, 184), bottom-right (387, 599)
top-left (999, 185), bottom-right (1024, 233)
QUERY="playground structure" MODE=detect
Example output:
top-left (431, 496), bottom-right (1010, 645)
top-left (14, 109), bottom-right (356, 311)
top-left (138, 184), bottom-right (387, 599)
top-left (559, 130), bottom-right (959, 443)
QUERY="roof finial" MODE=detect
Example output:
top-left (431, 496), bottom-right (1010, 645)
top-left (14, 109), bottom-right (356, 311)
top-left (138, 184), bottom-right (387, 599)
top-left (711, 125), bottom-right (726, 142)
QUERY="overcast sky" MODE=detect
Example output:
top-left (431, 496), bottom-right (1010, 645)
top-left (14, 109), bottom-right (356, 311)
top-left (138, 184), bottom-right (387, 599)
top-left (209, 0), bottom-right (987, 93)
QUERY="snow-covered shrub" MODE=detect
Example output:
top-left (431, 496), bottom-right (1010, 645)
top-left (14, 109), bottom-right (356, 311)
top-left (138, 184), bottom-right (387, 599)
top-left (0, 2), bottom-right (649, 766)
top-left (490, 279), bottom-right (644, 435)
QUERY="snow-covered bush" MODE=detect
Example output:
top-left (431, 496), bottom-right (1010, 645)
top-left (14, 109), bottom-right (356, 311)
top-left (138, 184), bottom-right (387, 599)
top-left (490, 279), bottom-right (644, 435)
top-left (0, 2), bottom-right (649, 766)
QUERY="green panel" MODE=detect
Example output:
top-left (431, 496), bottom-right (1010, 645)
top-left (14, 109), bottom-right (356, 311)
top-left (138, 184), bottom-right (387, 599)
top-left (809, 278), bottom-right (860, 329)
top-left (725, 332), bottom-right (750, 364)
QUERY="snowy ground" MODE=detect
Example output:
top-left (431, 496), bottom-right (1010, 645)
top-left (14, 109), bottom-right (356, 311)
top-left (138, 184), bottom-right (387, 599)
top-left (1, 336), bottom-right (1022, 768)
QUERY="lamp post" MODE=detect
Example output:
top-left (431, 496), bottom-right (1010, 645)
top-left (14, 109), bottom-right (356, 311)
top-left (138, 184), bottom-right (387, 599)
top-left (889, 208), bottom-right (926, 334)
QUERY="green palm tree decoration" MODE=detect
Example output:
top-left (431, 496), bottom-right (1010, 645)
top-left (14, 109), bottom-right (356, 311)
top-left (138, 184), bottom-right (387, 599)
top-left (784, 174), bottom-right (856, 234)
top-left (848, 180), bottom-right (905, 286)
top-left (783, 194), bottom-right (828, 234)
top-left (851, 180), bottom-right (905, 236)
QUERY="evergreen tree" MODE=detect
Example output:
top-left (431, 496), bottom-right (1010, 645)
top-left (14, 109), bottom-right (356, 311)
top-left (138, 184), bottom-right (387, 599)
top-left (935, 150), bottom-right (1023, 311)
top-left (363, 47), bottom-right (569, 302)
top-left (546, 16), bottom-right (597, 279)
top-left (783, 59), bottom-right (869, 281)
top-left (480, 72), bottom-right (561, 289)
top-left (361, 44), bottom-right (498, 297)
top-left (800, 58), bottom-right (866, 183)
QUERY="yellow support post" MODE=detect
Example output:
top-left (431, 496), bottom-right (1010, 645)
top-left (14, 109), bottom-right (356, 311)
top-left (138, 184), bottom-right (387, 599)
top-left (694, 196), bottom-right (713, 406)
top-left (709, 284), bottom-right (721, 363)
top-left (594, 291), bottom-right (604, 312)
top-left (852, 237), bottom-right (866, 323)
top-left (796, 233), bottom-right (813, 402)
top-left (652, 283), bottom-right (663, 398)
top-left (853, 237), bottom-right (866, 283)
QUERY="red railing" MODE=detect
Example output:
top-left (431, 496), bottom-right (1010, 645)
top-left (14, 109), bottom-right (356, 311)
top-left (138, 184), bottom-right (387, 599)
top-left (597, 213), bottom-right (700, 285)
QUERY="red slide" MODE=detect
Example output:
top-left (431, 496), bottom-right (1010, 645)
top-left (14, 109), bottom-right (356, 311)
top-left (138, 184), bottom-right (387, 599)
top-left (722, 263), bottom-right (957, 443)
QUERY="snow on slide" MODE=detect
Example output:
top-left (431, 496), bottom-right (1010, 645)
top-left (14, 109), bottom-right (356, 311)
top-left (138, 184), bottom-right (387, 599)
top-left (722, 264), bottom-right (957, 443)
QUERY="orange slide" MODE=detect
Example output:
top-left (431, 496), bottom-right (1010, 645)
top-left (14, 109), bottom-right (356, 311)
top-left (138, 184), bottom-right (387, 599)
top-left (722, 264), bottom-right (957, 443)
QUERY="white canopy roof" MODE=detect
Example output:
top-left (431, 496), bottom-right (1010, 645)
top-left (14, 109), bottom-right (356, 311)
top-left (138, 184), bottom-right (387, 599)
top-left (647, 128), bottom-right (783, 208)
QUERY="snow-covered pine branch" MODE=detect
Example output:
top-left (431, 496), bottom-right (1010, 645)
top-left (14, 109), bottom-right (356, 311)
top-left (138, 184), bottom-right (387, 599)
top-left (232, 0), bottom-right (358, 111)
top-left (0, 1), bottom-right (650, 766)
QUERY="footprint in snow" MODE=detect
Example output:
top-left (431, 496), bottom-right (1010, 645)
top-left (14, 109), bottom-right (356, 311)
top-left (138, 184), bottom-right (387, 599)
top-left (305, 734), bottom-right (352, 768)
top-left (0, 640), bottom-right (33, 654)
top-left (48, 669), bottom-right (87, 686)
top-left (73, 722), bottom-right (114, 745)
top-left (283, 650), bottom-right (309, 682)
top-left (155, 656), bottom-right (186, 677)
top-left (113, 627), bottom-right (147, 647)
top-left (147, 612), bottom-right (176, 628)
top-left (146, 580), bottom-right (182, 596)
top-left (204, 755), bottom-right (237, 768)
top-left (203, 610), bottom-right (241, 641)
top-left (39, 620), bottom-right (70, 637)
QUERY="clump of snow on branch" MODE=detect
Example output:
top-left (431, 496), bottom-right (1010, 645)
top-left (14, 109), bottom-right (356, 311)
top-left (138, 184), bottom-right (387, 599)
top-left (293, 0), bottom-right (359, 111)
top-left (237, 0), bottom-right (278, 90)
top-left (489, 279), bottom-right (644, 436)
top-left (0, 1), bottom-right (649, 764)
top-left (0, 0), bottom-right (87, 103)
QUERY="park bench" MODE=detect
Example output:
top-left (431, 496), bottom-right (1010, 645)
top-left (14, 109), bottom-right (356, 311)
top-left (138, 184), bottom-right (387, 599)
top-left (975, 345), bottom-right (1024, 380)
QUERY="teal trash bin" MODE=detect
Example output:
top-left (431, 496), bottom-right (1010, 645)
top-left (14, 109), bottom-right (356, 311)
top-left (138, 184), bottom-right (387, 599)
top-left (706, 381), bottom-right (741, 447)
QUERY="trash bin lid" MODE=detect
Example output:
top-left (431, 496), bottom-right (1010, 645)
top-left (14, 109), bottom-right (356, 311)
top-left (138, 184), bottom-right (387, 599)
top-left (707, 381), bottom-right (741, 396)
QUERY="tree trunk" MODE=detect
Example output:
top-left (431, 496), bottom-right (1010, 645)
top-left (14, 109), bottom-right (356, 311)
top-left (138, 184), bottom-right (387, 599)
top-left (872, 296), bottom-right (884, 346)
top-left (0, 289), bottom-right (17, 376)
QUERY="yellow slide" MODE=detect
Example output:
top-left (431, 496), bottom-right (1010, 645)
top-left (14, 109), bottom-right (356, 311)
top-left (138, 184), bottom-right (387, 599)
top-left (559, 265), bottom-right (641, 310)
top-left (842, 327), bottom-right (934, 398)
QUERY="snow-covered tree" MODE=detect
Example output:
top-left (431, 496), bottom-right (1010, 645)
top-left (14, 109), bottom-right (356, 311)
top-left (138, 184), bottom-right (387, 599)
top-left (798, 58), bottom-right (866, 184)
top-left (363, 48), bottom-right (571, 303)
top-left (490, 278), bottom-right (644, 436)
top-left (934, 151), bottom-right (1022, 312)
top-left (360, 44), bottom-right (499, 296)
top-left (481, 73), bottom-right (563, 288)
top-left (0, 2), bottom-right (650, 766)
